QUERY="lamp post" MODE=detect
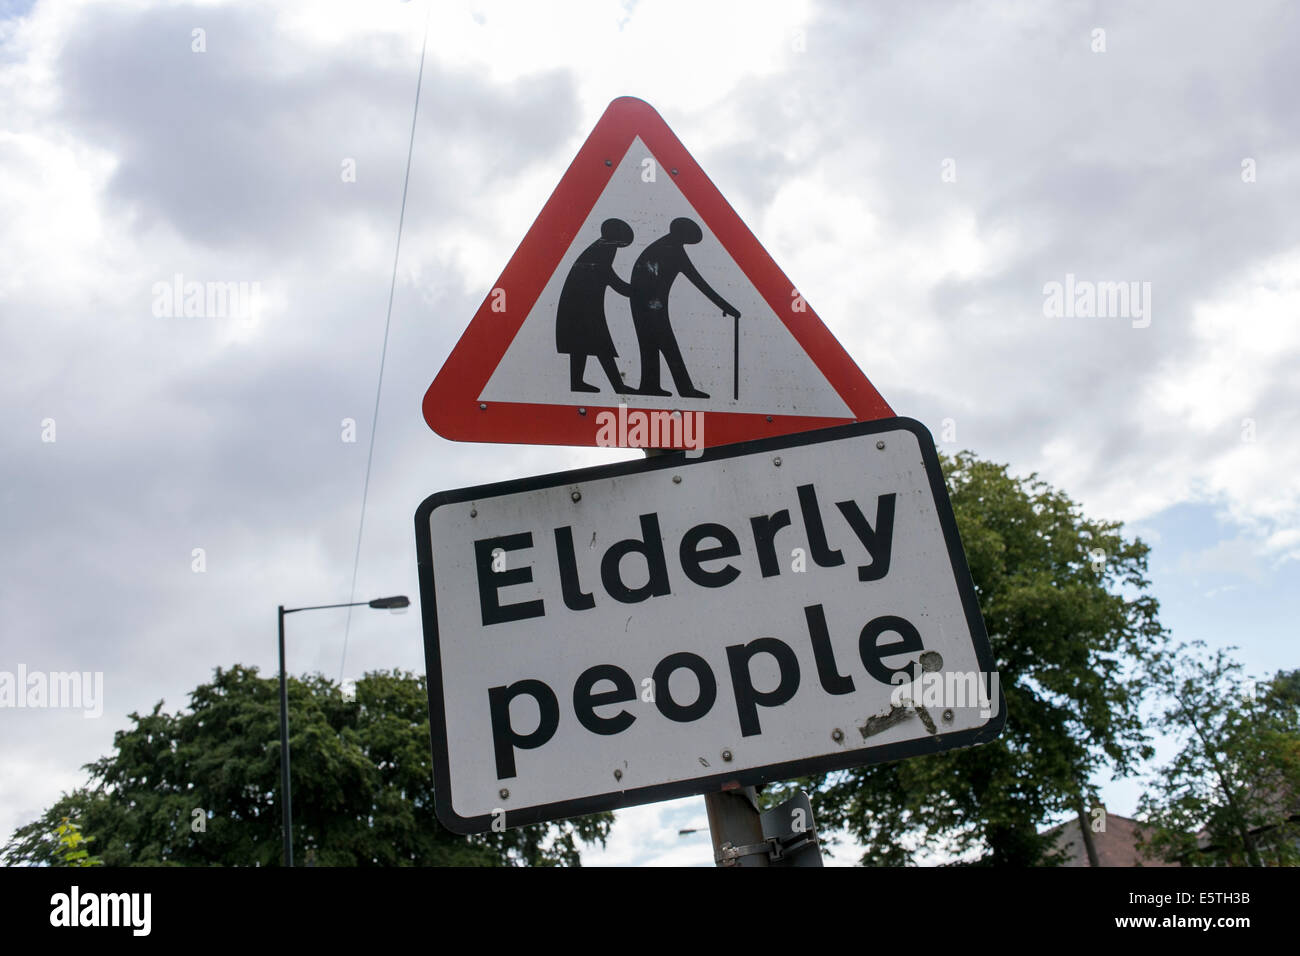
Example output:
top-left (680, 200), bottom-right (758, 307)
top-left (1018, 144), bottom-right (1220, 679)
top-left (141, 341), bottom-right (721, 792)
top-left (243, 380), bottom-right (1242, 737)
top-left (277, 595), bottom-right (409, 867)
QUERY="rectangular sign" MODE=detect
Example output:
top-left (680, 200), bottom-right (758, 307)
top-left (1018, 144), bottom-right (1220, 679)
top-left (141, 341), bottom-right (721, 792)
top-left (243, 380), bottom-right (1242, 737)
top-left (415, 418), bottom-right (1003, 834)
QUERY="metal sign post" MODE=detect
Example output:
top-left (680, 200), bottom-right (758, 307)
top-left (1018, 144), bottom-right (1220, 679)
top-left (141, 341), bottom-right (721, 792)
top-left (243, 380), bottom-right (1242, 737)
top-left (706, 787), bottom-right (824, 867)
top-left (706, 787), bottom-right (768, 867)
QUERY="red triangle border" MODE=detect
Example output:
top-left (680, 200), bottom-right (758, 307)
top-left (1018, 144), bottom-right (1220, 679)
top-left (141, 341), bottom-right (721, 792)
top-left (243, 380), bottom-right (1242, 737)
top-left (423, 96), bottom-right (892, 448)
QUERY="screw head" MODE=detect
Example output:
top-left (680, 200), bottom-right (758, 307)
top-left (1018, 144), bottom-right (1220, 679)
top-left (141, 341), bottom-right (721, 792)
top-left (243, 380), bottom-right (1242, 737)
top-left (672, 475), bottom-right (682, 484)
top-left (499, 788), bottom-right (509, 799)
top-left (470, 508), bottom-right (477, 518)
top-left (613, 768), bottom-right (623, 781)
top-left (670, 168), bottom-right (679, 175)
top-left (479, 403), bottom-right (488, 411)
top-left (876, 440), bottom-right (885, 450)
top-left (578, 407), bottom-right (587, 416)
top-left (571, 490), bottom-right (582, 502)
top-left (831, 728), bottom-right (844, 742)
top-left (721, 749), bottom-right (733, 762)
top-left (604, 159), bottom-right (613, 167)
top-left (765, 416), bottom-right (773, 423)
top-left (942, 709), bottom-right (954, 723)
top-left (773, 456), bottom-right (782, 467)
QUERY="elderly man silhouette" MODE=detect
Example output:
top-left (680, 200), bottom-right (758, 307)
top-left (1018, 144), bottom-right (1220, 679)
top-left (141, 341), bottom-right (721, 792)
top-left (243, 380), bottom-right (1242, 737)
top-left (555, 218), bottom-right (634, 393)
top-left (627, 217), bottom-right (739, 398)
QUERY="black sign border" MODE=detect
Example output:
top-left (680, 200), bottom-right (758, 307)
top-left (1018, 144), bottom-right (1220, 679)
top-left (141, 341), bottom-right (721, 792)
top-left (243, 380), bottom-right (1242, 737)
top-left (414, 417), bottom-right (1005, 835)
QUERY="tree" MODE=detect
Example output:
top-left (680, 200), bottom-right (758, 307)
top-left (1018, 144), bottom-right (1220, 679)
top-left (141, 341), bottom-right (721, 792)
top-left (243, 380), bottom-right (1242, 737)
top-left (3, 665), bottom-right (610, 866)
top-left (53, 817), bottom-right (102, 867)
top-left (1137, 652), bottom-right (1300, 866)
top-left (774, 451), bottom-right (1167, 865)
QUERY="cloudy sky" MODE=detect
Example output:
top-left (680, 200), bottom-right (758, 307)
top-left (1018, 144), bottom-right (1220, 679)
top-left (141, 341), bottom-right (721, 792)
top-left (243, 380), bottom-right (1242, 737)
top-left (2, 0), bottom-right (1297, 866)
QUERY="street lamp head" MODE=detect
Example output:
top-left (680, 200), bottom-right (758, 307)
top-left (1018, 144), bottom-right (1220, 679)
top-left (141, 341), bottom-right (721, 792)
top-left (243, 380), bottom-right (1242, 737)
top-left (368, 595), bottom-right (410, 610)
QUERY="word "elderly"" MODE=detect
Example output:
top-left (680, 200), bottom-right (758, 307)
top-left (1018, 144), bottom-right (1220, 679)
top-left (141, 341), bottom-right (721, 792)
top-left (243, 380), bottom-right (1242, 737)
top-left (473, 483), bottom-right (897, 625)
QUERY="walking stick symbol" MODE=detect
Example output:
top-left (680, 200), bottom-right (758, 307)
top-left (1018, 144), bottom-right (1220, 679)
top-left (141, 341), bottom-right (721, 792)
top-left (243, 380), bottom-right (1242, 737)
top-left (732, 311), bottom-right (739, 401)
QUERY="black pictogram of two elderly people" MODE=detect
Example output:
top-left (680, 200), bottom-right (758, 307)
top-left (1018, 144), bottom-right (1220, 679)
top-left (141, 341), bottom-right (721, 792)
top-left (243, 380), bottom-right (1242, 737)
top-left (556, 217), bottom-right (740, 398)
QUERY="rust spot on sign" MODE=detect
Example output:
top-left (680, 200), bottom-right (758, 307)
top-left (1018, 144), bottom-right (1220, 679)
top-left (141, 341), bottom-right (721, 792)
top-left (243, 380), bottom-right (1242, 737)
top-left (859, 706), bottom-right (913, 740)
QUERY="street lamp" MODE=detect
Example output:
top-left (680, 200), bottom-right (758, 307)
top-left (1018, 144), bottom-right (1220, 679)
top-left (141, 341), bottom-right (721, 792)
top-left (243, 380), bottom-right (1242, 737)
top-left (277, 595), bottom-right (409, 867)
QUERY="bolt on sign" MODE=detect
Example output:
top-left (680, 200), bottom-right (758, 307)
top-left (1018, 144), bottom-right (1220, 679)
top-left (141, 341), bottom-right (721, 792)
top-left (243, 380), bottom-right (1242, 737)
top-left (422, 96), bottom-right (893, 451)
top-left (414, 419), bottom-right (1004, 833)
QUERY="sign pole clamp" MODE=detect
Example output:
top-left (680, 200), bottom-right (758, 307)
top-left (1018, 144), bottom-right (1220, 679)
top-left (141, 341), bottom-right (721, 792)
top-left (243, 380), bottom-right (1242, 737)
top-left (715, 831), bottom-right (818, 867)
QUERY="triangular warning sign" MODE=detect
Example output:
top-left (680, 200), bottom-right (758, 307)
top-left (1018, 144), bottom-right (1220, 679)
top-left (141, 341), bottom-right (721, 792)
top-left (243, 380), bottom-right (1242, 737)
top-left (423, 96), bottom-right (892, 449)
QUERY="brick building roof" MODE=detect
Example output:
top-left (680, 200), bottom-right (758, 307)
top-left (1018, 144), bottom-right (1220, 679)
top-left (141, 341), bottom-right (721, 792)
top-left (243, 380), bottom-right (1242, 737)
top-left (1042, 813), bottom-right (1178, 867)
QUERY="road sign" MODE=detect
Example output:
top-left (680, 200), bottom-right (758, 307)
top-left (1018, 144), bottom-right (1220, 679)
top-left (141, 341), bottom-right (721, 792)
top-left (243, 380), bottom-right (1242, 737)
top-left (414, 418), bottom-right (1003, 833)
top-left (422, 96), bottom-right (893, 451)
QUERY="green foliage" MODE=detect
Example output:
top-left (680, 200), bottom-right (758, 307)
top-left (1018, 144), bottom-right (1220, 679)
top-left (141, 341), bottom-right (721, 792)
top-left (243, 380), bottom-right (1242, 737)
top-left (1137, 652), bottom-right (1300, 866)
top-left (772, 451), bottom-right (1168, 865)
top-left (53, 817), bottom-right (103, 867)
top-left (2, 666), bottom-right (610, 866)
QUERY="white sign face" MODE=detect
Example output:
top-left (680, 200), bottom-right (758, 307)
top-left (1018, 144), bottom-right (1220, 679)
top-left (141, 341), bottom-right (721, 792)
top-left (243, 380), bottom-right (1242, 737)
top-left (478, 136), bottom-right (852, 419)
top-left (415, 419), bottom-right (1002, 833)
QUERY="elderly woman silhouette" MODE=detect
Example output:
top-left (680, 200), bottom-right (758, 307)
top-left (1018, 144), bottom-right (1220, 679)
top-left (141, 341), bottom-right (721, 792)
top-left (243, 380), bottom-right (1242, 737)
top-left (555, 218), bottom-right (634, 393)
